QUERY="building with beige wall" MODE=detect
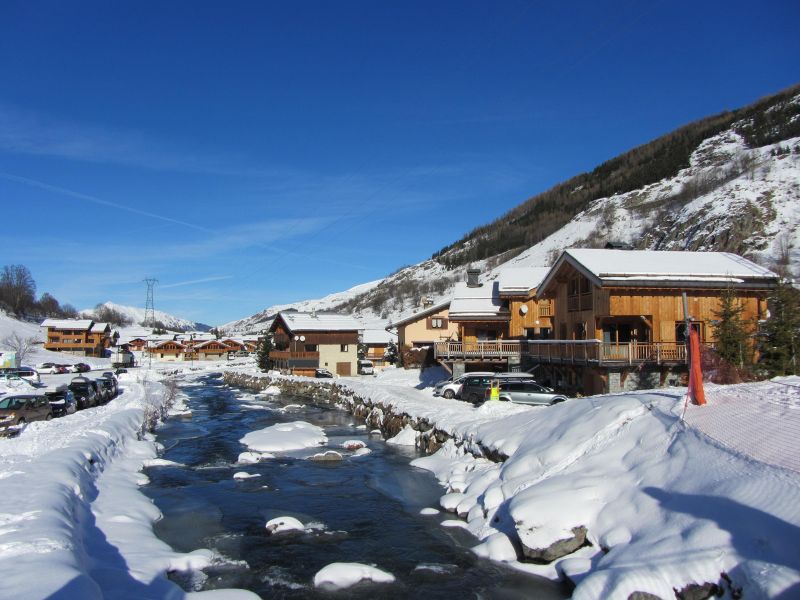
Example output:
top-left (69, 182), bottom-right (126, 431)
top-left (389, 300), bottom-right (457, 349)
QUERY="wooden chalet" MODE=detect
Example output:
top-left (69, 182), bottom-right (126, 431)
top-left (41, 319), bottom-right (114, 357)
top-left (361, 328), bottom-right (397, 367)
top-left (436, 267), bottom-right (552, 375)
top-left (528, 249), bottom-right (779, 394)
top-left (149, 340), bottom-right (188, 361)
top-left (193, 339), bottom-right (234, 360)
top-left (269, 311), bottom-right (361, 376)
top-left (389, 299), bottom-right (457, 350)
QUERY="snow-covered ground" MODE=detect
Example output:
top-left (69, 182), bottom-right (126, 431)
top-left (232, 366), bottom-right (800, 599)
top-left (0, 367), bottom-right (258, 600)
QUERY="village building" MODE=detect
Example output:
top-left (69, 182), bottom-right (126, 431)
top-left (269, 312), bottom-right (361, 376)
top-left (529, 248), bottom-right (779, 394)
top-left (41, 319), bottom-right (116, 357)
top-left (437, 267), bottom-right (552, 375)
top-left (192, 339), bottom-right (235, 360)
top-left (389, 299), bottom-right (457, 349)
top-left (361, 328), bottom-right (397, 368)
top-left (147, 340), bottom-right (187, 361)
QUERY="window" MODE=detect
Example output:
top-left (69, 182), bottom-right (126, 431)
top-left (427, 316), bottom-right (448, 329)
top-left (340, 344), bottom-right (349, 352)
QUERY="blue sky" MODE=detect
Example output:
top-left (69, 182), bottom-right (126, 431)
top-left (0, 1), bottom-right (798, 325)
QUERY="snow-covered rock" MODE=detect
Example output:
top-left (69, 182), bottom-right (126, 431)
top-left (239, 421), bottom-right (327, 452)
top-left (313, 562), bottom-right (395, 589)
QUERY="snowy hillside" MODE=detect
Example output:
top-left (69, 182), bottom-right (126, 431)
top-left (221, 279), bottom-right (384, 334)
top-left (81, 301), bottom-right (212, 332)
top-left (226, 87), bottom-right (800, 329)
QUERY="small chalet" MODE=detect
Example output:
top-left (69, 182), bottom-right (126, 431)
top-left (41, 319), bottom-right (115, 357)
top-left (388, 299), bottom-right (457, 350)
top-left (437, 266), bottom-right (553, 374)
top-left (531, 248), bottom-right (779, 394)
top-left (361, 328), bottom-right (397, 368)
top-left (192, 339), bottom-right (234, 360)
top-left (149, 340), bottom-right (187, 361)
top-left (269, 312), bottom-right (362, 376)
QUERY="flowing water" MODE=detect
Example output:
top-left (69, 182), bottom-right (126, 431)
top-left (142, 374), bottom-right (567, 599)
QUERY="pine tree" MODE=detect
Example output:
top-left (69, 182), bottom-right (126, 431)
top-left (384, 341), bottom-right (399, 366)
top-left (257, 334), bottom-right (273, 372)
top-left (713, 286), bottom-right (751, 369)
top-left (760, 282), bottom-right (800, 376)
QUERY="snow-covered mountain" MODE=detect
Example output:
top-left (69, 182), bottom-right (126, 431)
top-left (220, 279), bottom-right (384, 334)
top-left (226, 85), bottom-right (800, 330)
top-left (81, 302), bottom-right (212, 332)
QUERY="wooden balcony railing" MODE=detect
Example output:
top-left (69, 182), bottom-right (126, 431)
top-left (270, 350), bottom-right (320, 361)
top-left (435, 340), bottom-right (709, 366)
top-left (538, 303), bottom-right (553, 317)
top-left (434, 341), bottom-right (523, 360)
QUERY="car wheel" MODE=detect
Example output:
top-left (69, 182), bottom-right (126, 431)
top-left (550, 397), bottom-right (567, 405)
top-left (443, 389), bottom-right (455, 399)
top-left (17, 418), bottom-right (26, 425)
top-left (46, 414), bottom-right (52, 421)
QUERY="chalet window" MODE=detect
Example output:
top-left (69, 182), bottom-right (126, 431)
top-left (427, 317), bottom-right (448, 329)
top-left (305, 344), bottom-right (318, 352)
top-left (568, 275), bottom-right (592, 312)
top-left (340, 344), bottom-right (349, 352)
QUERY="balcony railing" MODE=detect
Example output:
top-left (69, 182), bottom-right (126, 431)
top-left (538, 303), bottom-right (553, 317)
top-left (435, 340), bottom-right (709, 366)
top-left (270, 350), bottom-right (320, 361)
top-left (434, 341), bottom-right (523, 360)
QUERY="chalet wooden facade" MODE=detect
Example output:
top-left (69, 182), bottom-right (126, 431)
top-left (149, 340), bottom-right (187, 361)
top-left (361, 328), bottom-right (397, 367)
top-left (529, 249), bottom-right (779, 394)
top-left (41, 319), bottom-right (115, 357)
top-left (437, 267), bottom-right (552, 375)
top-left (269, 312), bottom-right (361, 377)
top-left (390, 300), bottom-right (457, 349)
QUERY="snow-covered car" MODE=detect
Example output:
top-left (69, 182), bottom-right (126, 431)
top-left (0, 394), bottom-right (53, 428)
top-left (484, 380), bottom-right (568, 406)
top-left (100, 372), bottom-right (119, 395)
top-left (96, 378), bottom-right (116, 401)
top-left (45, 388), bottom-right (78, 417)
top-left (315, 368), bottom-right (334, 379)
top-left (68, 377), bottom-right (99, 409)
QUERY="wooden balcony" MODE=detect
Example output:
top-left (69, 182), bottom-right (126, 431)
top-left (434, 341), bottom-right (524, 361)
top-left (538, 303), bottom-right (553, 317)
top-left (270, 350), bottom-right (320, 361)
top-left (435, 340), bottom-right (709, 366)
top-left (522, 340), bottom-right (708, 366)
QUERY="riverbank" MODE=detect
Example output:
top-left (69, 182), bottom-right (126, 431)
top-left (0, 370), bottom-right (258, 600)
top-left (224, 367), bottom-right (800, 600)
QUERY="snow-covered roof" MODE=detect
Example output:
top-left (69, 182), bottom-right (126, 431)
top-left (278, 312), bottom-right (362, 332)
top-left (449, 281), bottom-right (508, 320)
top-left (539, 249), bottom-right (780, 294)
top-left (40, 319), bottom-right (93, 330)
top-left (362, 328), bottom-right (396, 345)
top-left (389, 299), bottom-right (451, 328)
top-left (90, 322), bottom-right (111, 333)
top-left (497, 267), bottom-right (552, 295)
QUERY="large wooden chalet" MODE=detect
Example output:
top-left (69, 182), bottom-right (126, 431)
top-left (269, 311), bottom-right (361, 376)
top-left (41, 319), bottom-right (115, 357)
top-left (436, 249), bottom-right (779, 393)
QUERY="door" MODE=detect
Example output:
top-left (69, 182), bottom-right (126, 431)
top-left (336, 362), bottom-right (352, 376)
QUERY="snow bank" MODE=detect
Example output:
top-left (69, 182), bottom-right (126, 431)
top-left (0, 372), bottom-right (259, 599)
top-left (386, 424), bottom-right (418, 446)
top-left (240, 421), bottom-right (327, 452)
top-left (313, 562), bottom-right (395, 589)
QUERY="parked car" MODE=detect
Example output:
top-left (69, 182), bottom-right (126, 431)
top-left (45, 388), bottom-right (78, 417)
top-left (484, 380), bottom-right (569, 406)
top-left (55, 365), bottom-right (70, 374)
top-left (0, 394), bottom-right (53, 427)
top-left (357, 359), bottom-right (374, 375)
top-left (115, 368), bottom-right (128, 375)
top-left (37, 363), bottom-right (63, 375)
top-left (434, 371), bottom-right (495, 399)
top-left (71, 363), bottom-right (91, 373)
top-left (1, 368), bottom-right (41, 386)
top-left (315, 368), bottom-right (334, 379)
top-left (459, 372), bottom-right (537, 405)
top-left (100, 372), bottom-right (119, 395)
top-left (68, 377), bottom-right (98, 409)
top-left (96, 377), bottom-right (116, 401)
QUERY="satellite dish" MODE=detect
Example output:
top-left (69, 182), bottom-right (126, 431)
top-left (519, 305), bottom-right (529, 315)
top-left (300, 336), bottom-right (306, 342)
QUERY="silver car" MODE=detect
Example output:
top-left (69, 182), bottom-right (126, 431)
top-left (489, 380), bottom-right (568, 406)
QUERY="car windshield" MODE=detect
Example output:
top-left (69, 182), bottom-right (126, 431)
top-left (0, 397), bottom-right (24, 409)
top-left (71, 383), bottom-right (91, 392)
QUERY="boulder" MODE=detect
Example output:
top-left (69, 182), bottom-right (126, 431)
top-left (521, 525), bottom-right (588, 563)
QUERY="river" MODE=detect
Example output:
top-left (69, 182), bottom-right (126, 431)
top-left (142, 373), bottom-right (567, 599)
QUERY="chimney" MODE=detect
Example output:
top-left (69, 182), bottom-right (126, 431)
top-left (420, 296), bottom-right (433, 309)
top-left (466, 268), bottom-right (481, 288)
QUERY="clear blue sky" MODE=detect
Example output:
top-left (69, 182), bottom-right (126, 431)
top-left (1, 1), bottom-right (797, 325)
